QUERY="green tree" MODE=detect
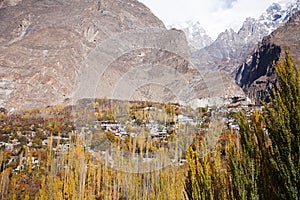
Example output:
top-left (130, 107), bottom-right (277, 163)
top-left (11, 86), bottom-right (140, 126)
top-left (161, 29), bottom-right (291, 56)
top-left (262, 50), bottom-right (299, 199)
top-left (228, 50), bottom-right (299, 200)
top-left (227, 112), bottom-right (262, 200)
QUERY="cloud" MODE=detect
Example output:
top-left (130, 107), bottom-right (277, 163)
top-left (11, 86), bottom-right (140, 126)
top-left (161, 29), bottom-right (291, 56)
top-left (220, 0), bottom-right (238, 9)
top-left (138, 0), bottom-right (282, 38)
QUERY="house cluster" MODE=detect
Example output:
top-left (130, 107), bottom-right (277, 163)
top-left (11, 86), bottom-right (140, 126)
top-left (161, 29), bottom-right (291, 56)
top-left (220, 101), bottom-right (264, 131)
top-left (0, 98), bottom-right (264, 173)
top-left (96, 112), bottom-right (197, 141)
top-left (0, 130), bottom-right (72, 174)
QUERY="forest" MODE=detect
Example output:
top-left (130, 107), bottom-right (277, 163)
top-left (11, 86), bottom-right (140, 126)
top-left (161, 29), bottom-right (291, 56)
top-left (0, 52), bottom-right (299, 199)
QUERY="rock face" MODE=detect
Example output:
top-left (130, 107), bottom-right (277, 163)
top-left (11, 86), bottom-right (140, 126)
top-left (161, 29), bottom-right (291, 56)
top-left (0, 0), bottom-right (22, 8)
top-left (235, 10), bottom-right (300, 103)
top-left (0, 0), bottom-right (244, 111)
top-left (0, 0), bottom-right (165, 110)
top-left (191, 0), bottom-right (300, 74)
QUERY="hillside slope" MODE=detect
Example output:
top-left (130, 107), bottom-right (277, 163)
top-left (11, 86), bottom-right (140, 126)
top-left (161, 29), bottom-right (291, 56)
top-left (0, 0), bottom-right (165, 110)
top-left (235, 10), bottom-right (300, 103)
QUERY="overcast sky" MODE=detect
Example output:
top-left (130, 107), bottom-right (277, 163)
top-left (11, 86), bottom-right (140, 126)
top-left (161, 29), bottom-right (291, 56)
top-left (138, 0), bottom-right (291, 39)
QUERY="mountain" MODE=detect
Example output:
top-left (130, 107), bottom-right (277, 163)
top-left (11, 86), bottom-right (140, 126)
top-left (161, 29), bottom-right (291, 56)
top-left (235, 10), bottom-right (300, 103)
top-left (0, 0), bottom-right (244, 111)
top-left (169, 21), bottom-right (213, 52)
top-left (0, 0), bottom-right (165, 110)
top-left (191, 0), bottom-right (300, 74)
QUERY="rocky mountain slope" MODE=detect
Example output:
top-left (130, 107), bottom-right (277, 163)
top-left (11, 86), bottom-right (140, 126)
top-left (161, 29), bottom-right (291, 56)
top-left (0, 0), bottom-right (22, 8)
top-left (235, 10), bottom-right (300, 103)
top-left (191, 0), bottom-right (300, 74)
top-left (0, 0), bottom-right (165, 110)
top-left (0, 0), bottom-right (244, 111)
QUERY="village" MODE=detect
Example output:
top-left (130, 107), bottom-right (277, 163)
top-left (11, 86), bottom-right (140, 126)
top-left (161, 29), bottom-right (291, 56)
top-left (0, 97), bottom-right (260, 173)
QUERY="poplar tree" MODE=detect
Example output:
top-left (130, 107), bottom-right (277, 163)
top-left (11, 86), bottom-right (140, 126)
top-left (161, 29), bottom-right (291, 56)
top-left (185, 51), bottom-right (299, 200)
top-left (262, 50), bottom-right (299, 199)
top-left (229, 51), bottom-right (299, 200)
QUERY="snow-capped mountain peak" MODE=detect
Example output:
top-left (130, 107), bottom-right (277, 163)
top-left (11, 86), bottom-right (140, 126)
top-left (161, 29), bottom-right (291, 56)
top-left (168, 21), bottom-right (213, 51)
top-left (259, 0), bottom-right (300, 34)
top-left (191, 0), bottom-right (300, 73)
